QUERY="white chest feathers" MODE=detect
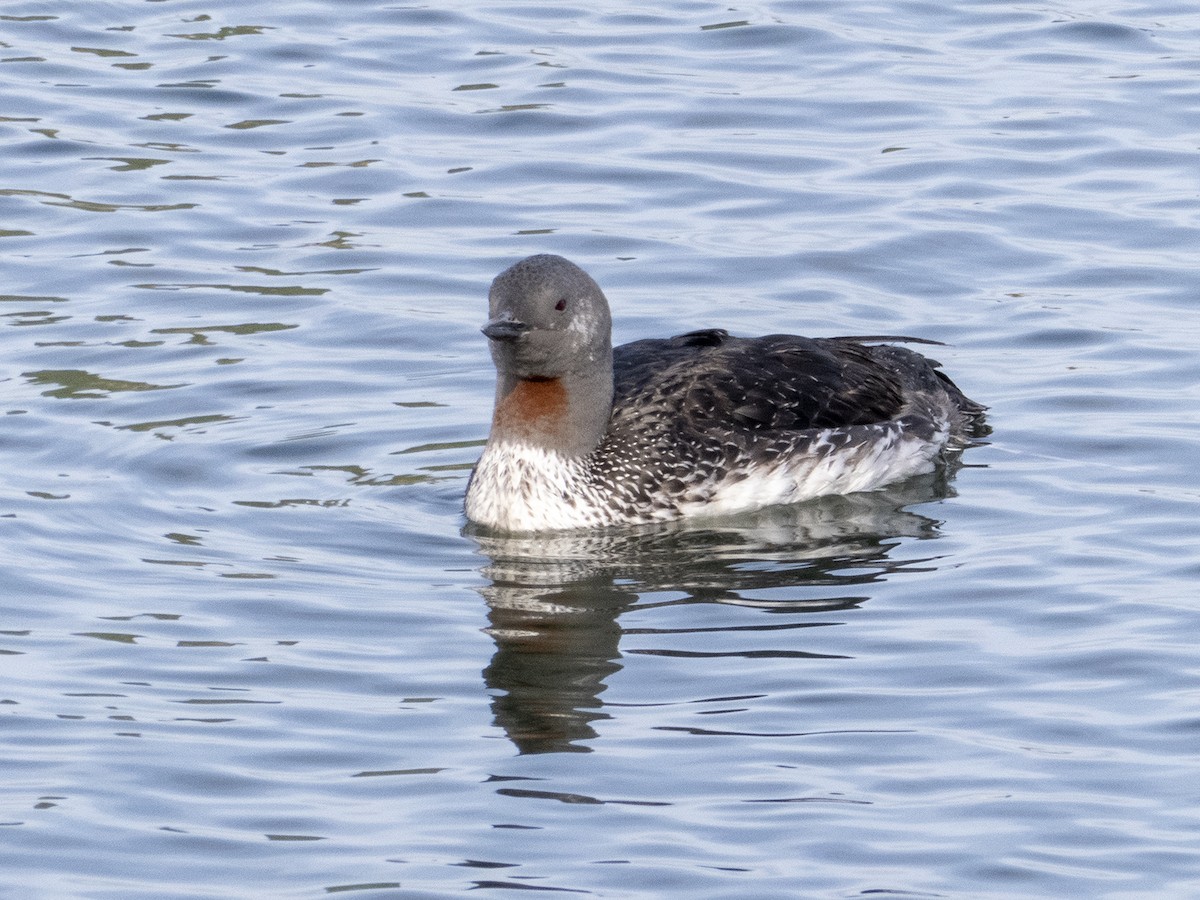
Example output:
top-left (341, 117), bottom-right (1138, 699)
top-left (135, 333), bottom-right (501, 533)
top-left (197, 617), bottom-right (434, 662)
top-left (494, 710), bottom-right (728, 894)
top-left (465, 441), bottom-right (612, 532)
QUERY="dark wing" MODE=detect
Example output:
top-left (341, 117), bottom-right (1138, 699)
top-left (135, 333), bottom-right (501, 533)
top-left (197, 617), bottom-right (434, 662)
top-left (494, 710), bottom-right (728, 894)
top-left (612, 329), bottom-right (909, 435)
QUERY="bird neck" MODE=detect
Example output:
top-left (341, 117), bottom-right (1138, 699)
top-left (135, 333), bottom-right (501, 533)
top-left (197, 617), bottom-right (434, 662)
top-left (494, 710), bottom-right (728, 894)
top-left (488, 366), bottom-right (613, 459)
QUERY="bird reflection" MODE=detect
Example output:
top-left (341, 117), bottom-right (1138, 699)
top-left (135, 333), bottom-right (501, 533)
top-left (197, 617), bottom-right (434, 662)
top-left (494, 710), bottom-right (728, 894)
top-left (469, 471), bottom-right (960, 754)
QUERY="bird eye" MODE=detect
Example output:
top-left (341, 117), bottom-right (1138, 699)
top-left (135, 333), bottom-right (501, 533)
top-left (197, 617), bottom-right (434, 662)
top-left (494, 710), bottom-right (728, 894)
top-left (554, 298), bottom-right (567, 312)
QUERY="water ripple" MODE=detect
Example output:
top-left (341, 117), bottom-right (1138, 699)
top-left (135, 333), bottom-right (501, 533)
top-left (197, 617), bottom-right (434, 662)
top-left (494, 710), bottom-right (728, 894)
top-left (2, 1), bottom-right (1199, 896)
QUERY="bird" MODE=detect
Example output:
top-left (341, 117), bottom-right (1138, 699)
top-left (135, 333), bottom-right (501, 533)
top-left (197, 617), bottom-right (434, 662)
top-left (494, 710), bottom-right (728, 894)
top-left (465, 254), bottom-right (985, 533)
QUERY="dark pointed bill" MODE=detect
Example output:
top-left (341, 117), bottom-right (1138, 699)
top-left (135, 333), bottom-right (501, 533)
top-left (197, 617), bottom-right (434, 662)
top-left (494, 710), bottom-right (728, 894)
top-left (482, 318), bottom-right (529, 342)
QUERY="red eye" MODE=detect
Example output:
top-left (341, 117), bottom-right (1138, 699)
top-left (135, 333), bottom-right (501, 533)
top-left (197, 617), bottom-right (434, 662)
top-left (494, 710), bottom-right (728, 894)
top-left (554, 298), bottom-right (567, 311)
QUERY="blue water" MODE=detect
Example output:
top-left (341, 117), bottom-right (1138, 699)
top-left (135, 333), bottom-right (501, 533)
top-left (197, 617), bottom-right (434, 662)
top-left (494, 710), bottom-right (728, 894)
top-left (3, 2), bottom-right (1200, 897)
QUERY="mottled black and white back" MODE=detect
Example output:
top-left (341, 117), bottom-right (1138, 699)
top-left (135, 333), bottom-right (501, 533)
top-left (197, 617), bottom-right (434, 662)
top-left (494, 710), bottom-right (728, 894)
top-left (466, 254), bottom-right (985, 533)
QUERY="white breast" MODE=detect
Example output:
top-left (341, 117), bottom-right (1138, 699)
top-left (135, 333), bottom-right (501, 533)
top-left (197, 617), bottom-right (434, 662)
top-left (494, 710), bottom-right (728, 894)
top-left (465, 441), bottom-right (611, 532)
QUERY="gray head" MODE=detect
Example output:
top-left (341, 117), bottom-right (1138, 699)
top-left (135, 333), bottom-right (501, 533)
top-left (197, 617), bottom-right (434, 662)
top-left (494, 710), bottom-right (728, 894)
top-left (484, 254), bottom-right (613, 381)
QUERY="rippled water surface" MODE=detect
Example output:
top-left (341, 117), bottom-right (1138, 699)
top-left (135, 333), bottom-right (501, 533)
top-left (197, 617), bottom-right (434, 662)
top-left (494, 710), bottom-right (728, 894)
top-left (3, 1), bottom-right (1200, 896)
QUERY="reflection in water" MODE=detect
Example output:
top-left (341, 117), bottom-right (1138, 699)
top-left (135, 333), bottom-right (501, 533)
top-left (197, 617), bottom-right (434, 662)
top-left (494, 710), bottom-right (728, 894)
top-left (470, 472), bottom-right (962, 754)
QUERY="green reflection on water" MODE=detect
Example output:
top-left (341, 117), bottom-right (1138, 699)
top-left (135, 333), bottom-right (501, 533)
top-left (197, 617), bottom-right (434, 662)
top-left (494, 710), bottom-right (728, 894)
top-left (24, 369), bottom-right (186, 399)
top-left (166, 25), bottom-right (272, 41)
top-left (148, 322), bottom-right (299, 345)
top-left (138, 282), bottom-right (325, 296)
top-left (115, 414), bottom-right (236, 433)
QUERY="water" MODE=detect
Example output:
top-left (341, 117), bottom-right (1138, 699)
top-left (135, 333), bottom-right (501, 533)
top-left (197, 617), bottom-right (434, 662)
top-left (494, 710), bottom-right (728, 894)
top-left (3, 1), bottom-right (1200, 896)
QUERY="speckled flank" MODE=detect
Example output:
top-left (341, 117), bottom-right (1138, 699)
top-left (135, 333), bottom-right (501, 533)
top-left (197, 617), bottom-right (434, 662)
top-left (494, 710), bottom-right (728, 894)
top-left (466, 255), bottom-right (986, 533)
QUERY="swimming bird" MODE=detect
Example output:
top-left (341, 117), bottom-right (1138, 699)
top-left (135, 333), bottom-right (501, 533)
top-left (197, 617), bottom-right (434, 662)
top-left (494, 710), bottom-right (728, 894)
top-left (465, 254), bottom-right (985, 532)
